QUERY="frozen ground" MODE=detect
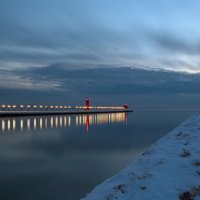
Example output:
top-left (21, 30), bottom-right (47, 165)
top-left (82, 112), bottom-right (200, 200)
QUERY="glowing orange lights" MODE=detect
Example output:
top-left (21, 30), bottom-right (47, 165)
top-left (0, 112), bottom-right (128, 132)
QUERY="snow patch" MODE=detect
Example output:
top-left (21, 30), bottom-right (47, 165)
top-left (82, 112), bottom-right (200, 200)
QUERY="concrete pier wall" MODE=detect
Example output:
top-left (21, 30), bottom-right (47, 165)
top-left (0, 109), bottom-right (132, 117)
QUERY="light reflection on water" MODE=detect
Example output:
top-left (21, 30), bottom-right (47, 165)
top-left (0, 110), bottom-right (195, 200)
top-left (0, 113), bottom-right (127, 133)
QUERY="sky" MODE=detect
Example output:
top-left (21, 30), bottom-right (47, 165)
top-left (1, 0), bottom-right (200, 104)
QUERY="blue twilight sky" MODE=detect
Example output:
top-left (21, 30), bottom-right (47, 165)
top-left (1, 0), bottom-right (200, 102)
top-left (1, 0), bottom-right (200, 72)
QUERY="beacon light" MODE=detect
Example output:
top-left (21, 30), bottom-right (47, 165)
top-left (86, 97), bottom-right (89, 111)
top-left (123, 104), bottom-right (128, 109)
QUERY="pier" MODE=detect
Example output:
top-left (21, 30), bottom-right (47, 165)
top-left (0, 98), bottom-right (132, 117)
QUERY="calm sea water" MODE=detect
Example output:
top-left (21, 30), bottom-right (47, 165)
top-left (0, 109), bottom-right (195, 200)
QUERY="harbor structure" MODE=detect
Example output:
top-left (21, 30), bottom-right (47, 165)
top-left (0, 98), bottom-right (132, 117)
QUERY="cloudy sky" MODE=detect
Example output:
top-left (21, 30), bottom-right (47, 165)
top-left (1, 0), bottom-right (200, 72)
top-left (1, 0), bottom-right (200, 104)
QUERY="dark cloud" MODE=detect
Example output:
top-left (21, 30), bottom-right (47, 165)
top-left (5, 66), bottom-right (200, 96)
top-left (1, 64), bottom-right (200, 107)
top-left (150, 32), bottom-right (200, 55)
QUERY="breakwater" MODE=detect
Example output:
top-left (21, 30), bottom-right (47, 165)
top-left (0, 104), bottom-right (132, 116)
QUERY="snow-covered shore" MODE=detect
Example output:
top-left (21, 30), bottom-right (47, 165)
top-left (82, 112), bottom-right (200, 200)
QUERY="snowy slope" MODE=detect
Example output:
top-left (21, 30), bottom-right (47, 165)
top-left (82, 112), bottom-right (200, 200)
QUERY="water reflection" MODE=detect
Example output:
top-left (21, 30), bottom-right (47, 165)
top-left (0, 113), bottom-right (127, 133)
top-left (0, 109), bottom-right (195, 200)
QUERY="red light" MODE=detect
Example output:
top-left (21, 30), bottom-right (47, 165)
top-left (86, 97), bottom-right (89, 111)
top-left (86, 115), bottom-right (89, 133)
top-left (123, 104), bottom-right (128, 109)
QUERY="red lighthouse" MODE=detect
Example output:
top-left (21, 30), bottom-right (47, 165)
top-left (86, 97), bottom-right (89, 110)
top-left (123, 104), bottom-right (128, 109)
